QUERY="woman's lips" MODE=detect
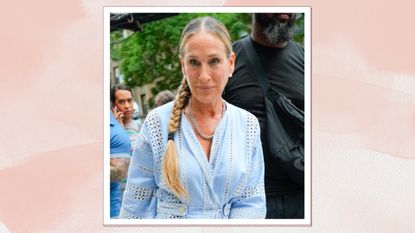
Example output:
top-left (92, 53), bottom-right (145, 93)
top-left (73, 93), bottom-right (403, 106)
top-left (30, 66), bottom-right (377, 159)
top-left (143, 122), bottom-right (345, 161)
top-left (198, 86), bottom-right (215, 89)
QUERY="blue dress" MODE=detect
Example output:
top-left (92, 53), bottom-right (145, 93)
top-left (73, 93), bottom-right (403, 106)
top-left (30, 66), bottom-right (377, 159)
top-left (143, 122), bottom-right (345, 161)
top-left (120, 101), bottom-right (266, 219)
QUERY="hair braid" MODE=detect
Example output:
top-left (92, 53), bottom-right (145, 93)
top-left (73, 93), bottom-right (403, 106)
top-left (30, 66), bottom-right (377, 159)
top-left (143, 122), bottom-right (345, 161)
top-left (162, 79), bottom-right (191, 197)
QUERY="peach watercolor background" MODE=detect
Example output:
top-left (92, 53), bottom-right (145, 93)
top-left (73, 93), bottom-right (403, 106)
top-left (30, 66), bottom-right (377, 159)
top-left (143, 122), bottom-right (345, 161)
top-left (0, 0), bottom-right (414, 232)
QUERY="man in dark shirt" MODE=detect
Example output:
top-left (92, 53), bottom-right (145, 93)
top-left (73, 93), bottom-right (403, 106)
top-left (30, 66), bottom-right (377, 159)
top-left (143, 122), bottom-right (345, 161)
top-left (223, 13), bottom-right (304, 218)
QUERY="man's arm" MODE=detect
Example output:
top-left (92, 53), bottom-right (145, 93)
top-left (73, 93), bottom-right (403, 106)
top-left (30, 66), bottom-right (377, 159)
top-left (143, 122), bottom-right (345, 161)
top-left (110, 157), bottom-right (130, 182)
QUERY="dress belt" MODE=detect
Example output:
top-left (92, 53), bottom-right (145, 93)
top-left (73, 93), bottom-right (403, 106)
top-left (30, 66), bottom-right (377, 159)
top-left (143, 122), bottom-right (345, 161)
top-left (157, 201), bottom-right (232, 218)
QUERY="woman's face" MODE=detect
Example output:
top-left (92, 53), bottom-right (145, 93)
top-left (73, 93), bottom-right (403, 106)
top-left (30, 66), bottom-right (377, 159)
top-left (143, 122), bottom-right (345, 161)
top-left (180, 31), bottom-right (235, 104)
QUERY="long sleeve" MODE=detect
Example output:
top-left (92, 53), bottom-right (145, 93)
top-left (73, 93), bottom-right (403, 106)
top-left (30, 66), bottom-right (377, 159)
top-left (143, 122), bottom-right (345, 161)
top-left (229, 115), bottom-right (266, 219)
top-left (119, 120), bottom-right (158, 219)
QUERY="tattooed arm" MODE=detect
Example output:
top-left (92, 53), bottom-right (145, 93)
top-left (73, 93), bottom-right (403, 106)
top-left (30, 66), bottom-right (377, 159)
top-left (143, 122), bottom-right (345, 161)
top-left (110, 157), bottom-right (130, 182)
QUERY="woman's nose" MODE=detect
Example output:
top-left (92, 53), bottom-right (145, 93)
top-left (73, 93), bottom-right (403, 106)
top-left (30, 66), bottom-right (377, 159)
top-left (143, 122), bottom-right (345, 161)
top-left (199, 65), bottom-right (211, 82)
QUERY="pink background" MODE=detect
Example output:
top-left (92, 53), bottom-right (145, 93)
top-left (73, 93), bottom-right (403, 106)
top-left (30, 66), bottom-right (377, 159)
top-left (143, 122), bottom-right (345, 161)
top-left (1, 0), bottom-right (415, 232)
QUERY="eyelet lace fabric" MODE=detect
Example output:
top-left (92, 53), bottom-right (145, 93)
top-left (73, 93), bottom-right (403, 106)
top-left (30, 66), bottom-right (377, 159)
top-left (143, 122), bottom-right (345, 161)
top-left (126, 184), bottom-right (157, 201)
top-left (230, 207), bottom-right (266, 219)
top-left (119, 208), bottom-right (142, 219)
top-left (119, 103), bottom-right (266, 219)
top-left (241, 181), bottom-right (265, 200)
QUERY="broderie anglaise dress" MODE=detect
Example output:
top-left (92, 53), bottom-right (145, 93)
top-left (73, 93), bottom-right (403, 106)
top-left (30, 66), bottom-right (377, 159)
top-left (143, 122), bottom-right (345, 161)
top-left (120, 101), bottom-right (266, 219)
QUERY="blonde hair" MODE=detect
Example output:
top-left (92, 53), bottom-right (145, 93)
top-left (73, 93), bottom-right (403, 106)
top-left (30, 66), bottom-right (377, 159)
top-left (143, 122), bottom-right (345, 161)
top-left (162, 79), bottom-right (191, 197)
top-left (179, 16), bottom-right (233, 58)
top-left (162, 16), bottom-right (233, 197)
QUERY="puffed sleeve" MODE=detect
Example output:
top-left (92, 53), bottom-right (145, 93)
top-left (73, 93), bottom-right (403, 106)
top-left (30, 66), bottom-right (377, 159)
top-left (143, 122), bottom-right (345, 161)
top-left (119, 118), bottom-right (158, 219)
top-left (229, 115), bottom-right (266, 219)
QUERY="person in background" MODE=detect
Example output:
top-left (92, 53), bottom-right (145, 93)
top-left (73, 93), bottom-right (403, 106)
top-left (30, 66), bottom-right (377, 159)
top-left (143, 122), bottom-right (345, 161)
top-left (110, 85), bottom-right (143, 201)
top-left (110, 84), bottom-right (142, 152)
top-left (154, 90), bottom-right (175, 107)
top-left (120, 16), bottom-right (266, 219)
top-left (223, 13), bottom-right (304, 219)
top-left (109, 112), bottom-right (131, 218)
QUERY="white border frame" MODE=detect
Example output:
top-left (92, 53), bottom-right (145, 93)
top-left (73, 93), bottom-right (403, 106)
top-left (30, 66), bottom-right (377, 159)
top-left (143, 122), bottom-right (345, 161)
top-left (104, 6), bottom-right (311, 226)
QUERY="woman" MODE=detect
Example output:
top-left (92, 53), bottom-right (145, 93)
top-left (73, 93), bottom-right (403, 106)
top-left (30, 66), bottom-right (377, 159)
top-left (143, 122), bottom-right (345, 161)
top-left (120, 16), bottom-right (265, 219)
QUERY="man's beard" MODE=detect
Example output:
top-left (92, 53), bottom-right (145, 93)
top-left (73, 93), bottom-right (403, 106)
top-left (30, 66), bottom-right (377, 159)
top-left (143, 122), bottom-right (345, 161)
top-left (256, 14), bottom-right (295, 45)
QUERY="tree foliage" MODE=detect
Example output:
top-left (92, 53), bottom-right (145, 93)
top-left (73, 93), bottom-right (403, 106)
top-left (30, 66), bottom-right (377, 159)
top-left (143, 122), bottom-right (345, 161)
top-left (110, 13), bottom-right (304, 107)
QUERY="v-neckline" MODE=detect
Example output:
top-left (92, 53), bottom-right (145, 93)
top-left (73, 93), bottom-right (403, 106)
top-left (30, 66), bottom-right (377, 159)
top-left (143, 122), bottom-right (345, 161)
top-left (180, 108), bottom-right (228, 188)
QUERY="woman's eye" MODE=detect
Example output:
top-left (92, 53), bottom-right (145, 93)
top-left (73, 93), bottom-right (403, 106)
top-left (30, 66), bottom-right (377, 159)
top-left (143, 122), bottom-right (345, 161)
top-left (189, 59), bottom-right (199, 66)
top-left (210, 58), bottom-right (220, 65)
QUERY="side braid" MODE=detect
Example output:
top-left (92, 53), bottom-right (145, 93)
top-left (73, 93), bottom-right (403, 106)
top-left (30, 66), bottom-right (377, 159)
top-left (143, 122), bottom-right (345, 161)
top-left (168, 80), bottom-right (191, 134)
top-left (162, 79), bottom-right (191, 197)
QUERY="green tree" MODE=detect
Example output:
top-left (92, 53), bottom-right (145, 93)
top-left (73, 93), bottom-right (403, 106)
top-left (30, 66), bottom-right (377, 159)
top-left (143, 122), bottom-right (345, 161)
top-left (293, 13), bottom-right (304, 44)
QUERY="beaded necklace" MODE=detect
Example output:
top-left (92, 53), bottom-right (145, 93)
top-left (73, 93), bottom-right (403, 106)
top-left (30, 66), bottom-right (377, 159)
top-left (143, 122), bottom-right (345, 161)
top-left (189, 98), bottom-right (225, 141)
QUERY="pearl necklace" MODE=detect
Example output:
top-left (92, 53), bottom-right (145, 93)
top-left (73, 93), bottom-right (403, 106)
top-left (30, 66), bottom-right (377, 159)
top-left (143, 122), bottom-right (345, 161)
top-left (189, 98), bottom-right (225, 141)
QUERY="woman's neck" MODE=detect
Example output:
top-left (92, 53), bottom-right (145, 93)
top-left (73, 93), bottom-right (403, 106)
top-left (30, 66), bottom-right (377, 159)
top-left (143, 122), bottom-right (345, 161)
top-left (190, 97), bottom-right (223, 118)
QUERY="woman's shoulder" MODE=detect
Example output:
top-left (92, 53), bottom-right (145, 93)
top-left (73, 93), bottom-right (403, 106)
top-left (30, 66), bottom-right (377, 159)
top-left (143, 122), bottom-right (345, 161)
top-left (144, 101), bottom-right (174, 126)
top-left (226, 102), bottom-right (259, 125)
top-left (226, 102), bottom-right (261, 141)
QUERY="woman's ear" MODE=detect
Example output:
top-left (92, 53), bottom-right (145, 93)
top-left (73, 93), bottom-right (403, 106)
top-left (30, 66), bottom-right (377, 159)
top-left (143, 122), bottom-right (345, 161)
top-left (180, 56), bottom-right (186, 76)
top-left (228, 52), bottom-right (236, 75)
